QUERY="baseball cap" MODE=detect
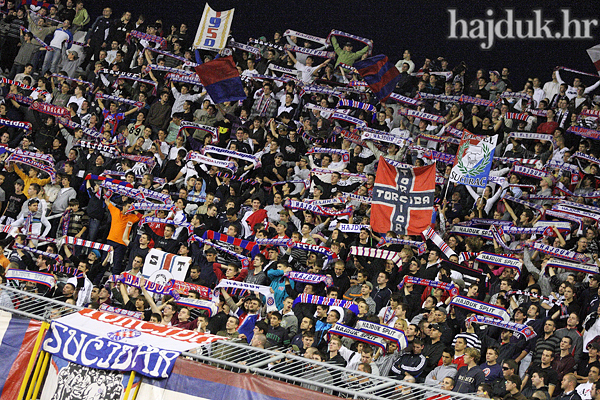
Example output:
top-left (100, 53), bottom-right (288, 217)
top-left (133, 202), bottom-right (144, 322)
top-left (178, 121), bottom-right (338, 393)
top-left (300, 156), bottom-right (309, 163)
top-left (90, 249), bottom-right (101, 259)
top-left (588, 342), bottom-right (600, 351)
top-left (363, 281), bottom-right (373, 290)
top-left (490, 70), bottom-right (500, 77)
top-left (429, 323), bottom-right (441, 331)
top-left (275, 152), bottom-right (284, 159)
top-left (314, 185), bottom-right (324, 192)
top-left (276, 220), bottom-right (288, 228)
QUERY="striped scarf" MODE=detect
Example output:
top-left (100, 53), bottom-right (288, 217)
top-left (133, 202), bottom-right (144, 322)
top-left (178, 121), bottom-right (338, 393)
top-left (398, 275), bottom-right (459, 296)
top-left (293, 293), bottom-right (360, 315)
top-left (285, 271), bottom-right (334, 287)
top-left (86, 174), bottom-right (133, 187)
top-left (13, 243), bottom-right (61, 265)
top-left (1, 77), bottom-right (50, 98)
top-left (503, 195), bottom-right (543, 211)
top-left (450, 295), bottom-right (511, 322)
top-left (144, 46), bottom-right (196, 67)
top-left (171, 280), bottom-right (212, 300)
top-left (560, 200), bottom-right (600, 214)
top-left (388, 92), bottom-right (421, 106)
top-left (422, 227), bottom-right (456, 258)
top-left (330, 112), bottom-right (368, 127)
top-left (64, 236), bottom-right (114, 253)
top-left (113, 272), bottom-right (179, 300)
top-left (215, 171), bottom-right (258, 186)
top-left (100, 181), bottom-right (144, 201)
top-left (327, 29), bottom-right (373, 53)
top-left (346, 193), bottom-right (372, 203)
top-left (128, 30), bottom-right (167, 49)
top-left (505, 289), bottom-right (565, 309)
top-left (399, 108), bottom-right (445, 124)
top-left (147, 64), bottom-right (196, 75)
top-left (95, 93), bottom-right (143, 108)
top-left (349, 246), bottom-right (402, 266)
top-left (179, 122), bottom-right (218, 142)
top-left (283, 29), bottom-right (327, 44)
top-left (494, 157), bottom-right (539, 165)
top-left (215, 279), bottom-right (277, 312)
top-left (175, 297), bottom-right (217, 317)
top-left (337, 99), bottom-right (376, 113)
top-left (545, 258), bottom-right (599, 274)
top-left (19, 26), bottom-right (51, 51)
top-left (567, 126), bottom-right (600, 141)
top-left (0, 117), bottom-right (31, 131)
top-left (139, 187), bottom-right (173, 204)
top-left (165, 72), bottom-right (202, 85)
top-left (202, 230), bottom-right (259, 258)
top-left (489, 225), bottom-right (514, 252)
top-left (289, 242), bottom-right (337, 260)
top-left (505, 112), bottom-right (530, 121)
top-left (417, 92), bottom-right (462, 103)
top-left (121, 154), bottom-right (156, 169)
top-left (99, 303), bottom-right (143, 320)
top-left (188, 235), bottom-right (250, 268)
top-left (60, 209), bottom-right (70, 237)
top-left (552, 204), bottom-right (600, 223)
top-left (6, 93), bottom-right (33, 106)
top-left (126, 202), bottom-right (176, 214)
top-left (102, 170), bottom-right (165, 186)
top-left (476, 252), bottom-right (522, 275)
top-left (283, 43), bottom-right (335, 59)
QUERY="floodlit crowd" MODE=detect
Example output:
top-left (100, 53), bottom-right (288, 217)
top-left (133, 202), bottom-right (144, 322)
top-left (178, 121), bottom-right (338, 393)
top-left (2, 1), bottom-right (600, 399)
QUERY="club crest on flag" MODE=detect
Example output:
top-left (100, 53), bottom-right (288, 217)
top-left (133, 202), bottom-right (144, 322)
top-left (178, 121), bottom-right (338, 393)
top-left (107, 329), bottom-right (142, 341)
top-left (370, 157), bottom-right (435, 235)
top-left (450, 131), bottom-right (497, 188)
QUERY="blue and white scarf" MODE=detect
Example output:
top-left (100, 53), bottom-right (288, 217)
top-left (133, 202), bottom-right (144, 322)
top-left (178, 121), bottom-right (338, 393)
top-left (450, 295), bottom-right (511, 322)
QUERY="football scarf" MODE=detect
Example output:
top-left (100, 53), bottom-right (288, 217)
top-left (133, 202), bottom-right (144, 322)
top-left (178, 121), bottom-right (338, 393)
top-left (186, 151), bottom-right (237, 172)
top-left (527, 242), bottom-right (591, 264)
top-left (466, 315), bottom-right (536, 340)
top-left (349, 246), bottom-right (402, 266)
top-left (327, 323), bottom-right (386, 354)
top-left (127, 30), bottom-right (167, 49)
top-left (95, 93), bottom-right (143, 108)
top-left (545, 258), bottom-right (599, 274)
top-left (5, 269), bottom-right (56, 288)
top-left (202, 145), bottom-right (259, 166)
top-left (285, 199), bottom-right (353, 216)
top-left (422, 227), bottom-right (456, 258)
top-left (397, 275), bottom-right (459, 296)
top-left (202, 230), bottom-right (259, 258)
top-left (215, 279), bottom-right (277, 312)
top-left (376, 237), bottom-right (427, 255)
top-left (355, 320), bottom-right (408, 350)
top-left (449, 295), bottom-right (511, 322)
top-left (0, 117), bottom-right (31, 131)
top-left (285, 271), bottom-right (334, 287)
top-left (99, 303), bottom-right (143, 320)
top-left (293, 293), bottom-right (360, 315)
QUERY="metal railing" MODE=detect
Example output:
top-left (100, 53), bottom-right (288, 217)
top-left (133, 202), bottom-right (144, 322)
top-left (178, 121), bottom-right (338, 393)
top-left (0, 284), bottom-right (481, 400)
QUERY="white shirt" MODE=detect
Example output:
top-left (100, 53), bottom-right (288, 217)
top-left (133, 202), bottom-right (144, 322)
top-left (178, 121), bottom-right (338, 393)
top-left (67, 275), bottom-right (93, 307)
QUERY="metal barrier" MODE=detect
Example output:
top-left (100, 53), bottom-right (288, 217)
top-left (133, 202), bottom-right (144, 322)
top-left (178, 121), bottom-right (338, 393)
top-left (0, 284), bottom-right (481, 400)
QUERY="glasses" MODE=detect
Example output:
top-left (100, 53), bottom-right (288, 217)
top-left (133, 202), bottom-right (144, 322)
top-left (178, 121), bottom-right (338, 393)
top-left (502, 366), bottom-right (510, 370)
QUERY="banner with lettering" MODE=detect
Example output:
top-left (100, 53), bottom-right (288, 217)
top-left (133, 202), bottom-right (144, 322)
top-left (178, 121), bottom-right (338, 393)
top-left (193, 4), bottom-right (235, 51)
top-left (450, 132), bottom-right (497, 188)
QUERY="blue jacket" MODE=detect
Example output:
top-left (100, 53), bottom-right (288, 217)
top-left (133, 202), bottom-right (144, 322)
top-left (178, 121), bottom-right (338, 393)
top-left (267, 268), bottom-right (293, 310)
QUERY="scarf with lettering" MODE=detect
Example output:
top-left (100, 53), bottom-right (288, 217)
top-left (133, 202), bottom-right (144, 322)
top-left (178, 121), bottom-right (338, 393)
top-left (6, 93), bottom-right (33, 106)
top-left (337, 99), bottom-right (376, 113)
top-left (52, 74), bottom-right (94, 91)
top-left (466, 315), bottom-right (536, 340)
top-left (398, 108), bottom-right (445, 124)
top-left (376, 237), bottom-right (427, 255)
top-left (285, 271), bottom-right (333, 287)
top-left (268, 63), bottom-right (298, 76)
top-left (330, 112), bottom-right (367, 127)
top-left (100, 181), bottom-right (144, 201)
top-left (203, 145), bottom-right (259, 166)
top-left (417, 92), bottom-right (462, 103)
top-left (283, 29), bottom-right (328, 45)
top-left (0, 117), bottom-right (31, 131)
top-left (420, 148), bottom-right (456, 164)
top-left (422, 227), bottom-right (456, 258)
top-left (306, 147), bottom-right (350, 162)
top-left (327, 323), bottom-right (386, 353)
top-left (349, 246), bottom-right (402, 266)
top-left (449, 225), bottom-right (493, 240)
top-left (306, 197), bottom-right (346, 206)
top-left (13, 243), bottom-right (61, 265)
top-left (140, 187), bottom-right (173, 204)
top-left (95, 93), bottom-right (143, 108)
top-left (1, 77), bottom-right (50, 98)
top-left (574, 151), bottom-right (600, 167)
top-left (291, 242), bottom-right (338, 260)
top-left (497, 91), bottom-right (532, 103)
top-left (214, 279), bottom-right (277, 312)
top-left (202, 230), bottom-right (259, 258)
top-left (59, 209), bottom-right (70, 237)
top-left (311, 167), bottom-right (368, 181)
top-left (505, 289), bottom-right (565, 309)
top-left (76, 139), bottom-right (120, 157)
top-left (546, 160), bottom-right (580, 176)
top-left (398, 275), bottom-right (459, 296)
top-left (304, 103), bottom-right (338, 115)
top-left (502, 226), bottom-right (553, 236)
top-left (144, 46), bottom-right (196, 67)
top-left (112, 272), bottom-right (179, 300)
top-left (186, 151), bottom-right (237, 172)
top-left (559, 66), bottom-right (600, 78)
top-left (99, 303), bottom-right (143, 320)
top-left (346, 193), bottom-right (372, 203)
top-left (127, 30), bottom-right (167, 49)
top-left (332, 223), bottom-right (370, 233)
top-left (327, 29), bottom-right (373, 53)
top-left (545, 258), bottom-right (599, 274)
top-left (283, 43), bottom-right (335, 59)
top-left (99, 69), bottom-right (158, 95)
top-left (553, 204), bottom-right (600, 223)
top-left (165, 72), bottom-right (203, 85)
top-left (86, 174), bottom-right (133, 188)
top-left (5, 269), bottom-right (56, 288)
top-left (101, 170), bottom-right (165, 186)
top-left (178, 122), bottom-right (218, 140)
top-left (6, 153), bottom-right (56, 183)
top-left (175, 297), bottom-right (217, 317)
top-left (57, 117), bottom-right (103, 140)
top-left (567, 126), bottom-right (600, 141)
top-left (511, 165), bottom-right (549, 180)
top-left (355, 320), bottom-right (408, 350)
top-left (126, 202), bottom-right (176, 214)
top-left (450, 295), bottom-right (510, 322)
top-left (293, 293), bottom-right (360, 315)
top-left (362, 130), bottom-right (407, 146)
top-left (490, 224), bottom-right (518, 252)
top-left (476, 252), bottom-right (522, 276)
top-left (560, 200), bottom-right (600, 214)
top-left (527, 242), bottom-right (590, 264)
top-left (388, 92), bottom-right (421, 106)
top-left (30, 101), bottom-right (70, 119)
top-left (229, 40), bottom-right (262, 57)
top-left (494, 157), bottom-right (539, 165)
top-left (544, 210), bottom-right (582, 233)
top-left (581, 109), bottom-right (600, 119)
top-left (19, 26), bottom-right (52, 51)
top-left (347, 80), bottom-right (369, 87)
top-left (459, 94), bottom-right (494, 107)
top-left (285, 199), bottom-right (353, 216)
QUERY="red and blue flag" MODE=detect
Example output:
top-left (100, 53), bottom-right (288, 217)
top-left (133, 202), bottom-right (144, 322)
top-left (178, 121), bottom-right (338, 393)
top-left (354, 54), bottom-right (401, 101)
top-left (194, 56), bottom-right (247, 104)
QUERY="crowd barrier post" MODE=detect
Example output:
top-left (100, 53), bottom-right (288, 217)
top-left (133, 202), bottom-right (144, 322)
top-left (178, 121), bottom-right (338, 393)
top-left (17, 321), bottom-right (50, 400)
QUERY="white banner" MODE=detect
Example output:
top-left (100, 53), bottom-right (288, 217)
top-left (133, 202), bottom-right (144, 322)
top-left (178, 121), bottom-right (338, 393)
top-left (193, 4), bottom-right (235, 51)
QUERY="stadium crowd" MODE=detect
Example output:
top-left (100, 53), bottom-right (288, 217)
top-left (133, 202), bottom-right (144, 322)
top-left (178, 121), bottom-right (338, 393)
top-left (2, 1), bottom-right (600, 399)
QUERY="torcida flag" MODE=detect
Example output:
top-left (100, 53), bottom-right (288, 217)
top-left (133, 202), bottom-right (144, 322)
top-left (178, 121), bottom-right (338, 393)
top-left (370, 157), bottom-right (435, 235)
top-left (194, 56), bottom-right (246, 104)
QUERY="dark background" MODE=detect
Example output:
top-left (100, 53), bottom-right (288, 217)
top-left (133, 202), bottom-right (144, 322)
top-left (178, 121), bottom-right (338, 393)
top-left (87, 0), bottom-right (600, 88)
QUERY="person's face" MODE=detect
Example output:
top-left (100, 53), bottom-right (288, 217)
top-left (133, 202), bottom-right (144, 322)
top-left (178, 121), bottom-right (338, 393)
top-left (486, 349), bottom-right (498, 363)
top-left (360, 351), bottom-right (373, 364)
top-left (541, 350), bottom-right (552, 365)
top-left (589, 367), bottom-right (600, 382)
top-left (225, 317), bottom-right (238, 331)
top-left (560, 337), bottom-right (571, 351)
